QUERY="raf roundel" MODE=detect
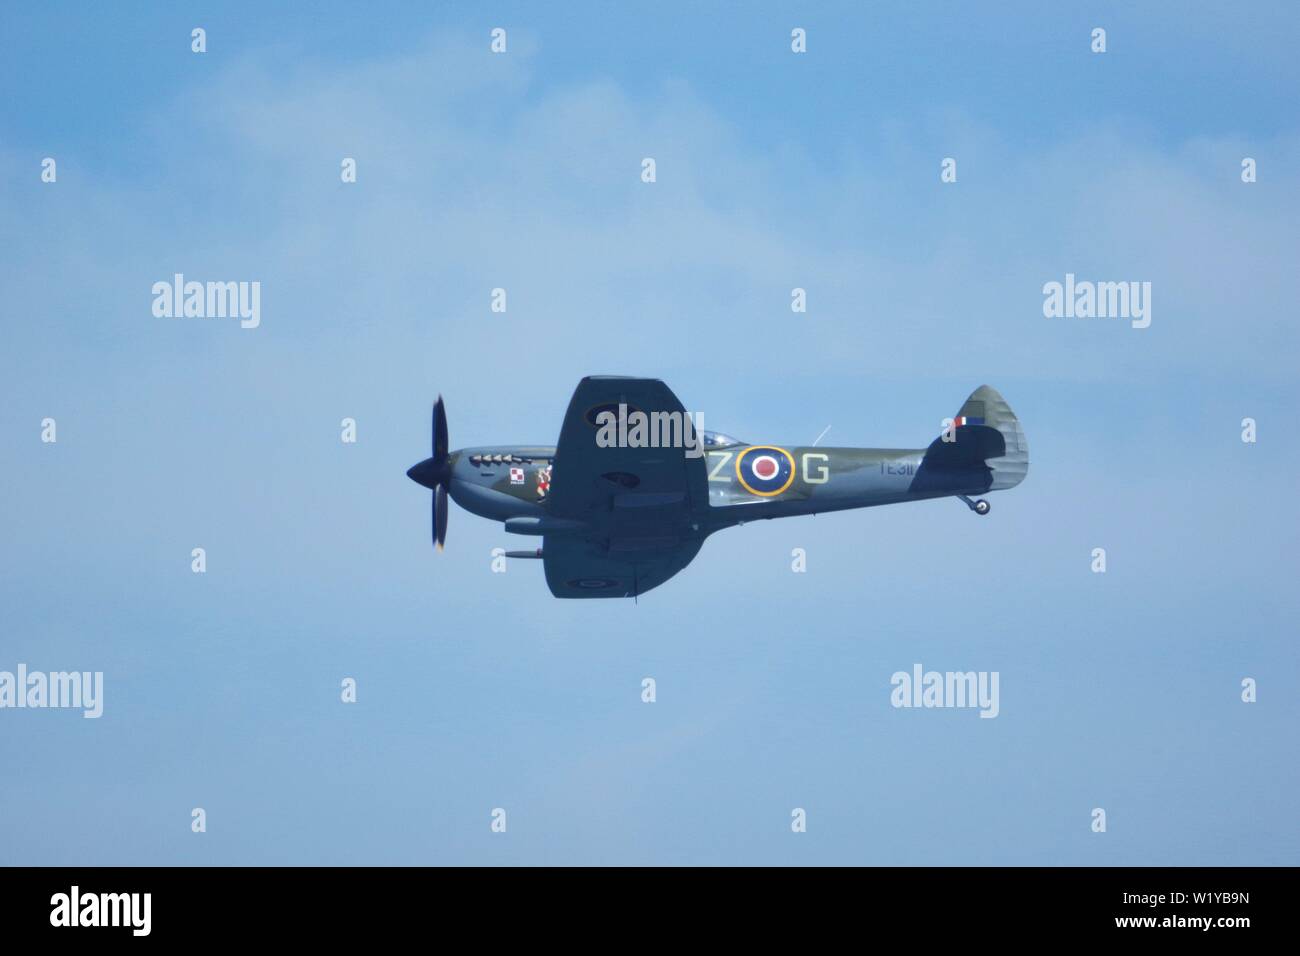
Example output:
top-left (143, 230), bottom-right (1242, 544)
top-left (735, 445), bottom-right (796, 497)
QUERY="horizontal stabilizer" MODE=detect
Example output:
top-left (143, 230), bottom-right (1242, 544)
top-left (921, 424), bottom-right (1006, 466)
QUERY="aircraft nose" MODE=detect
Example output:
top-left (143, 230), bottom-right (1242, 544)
top-left (407, 457), bottom-right (441, 490)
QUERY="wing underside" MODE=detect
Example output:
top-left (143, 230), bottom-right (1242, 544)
top-left (543, 534), bottom-right (704, 598)
top-left (542, 376), bottom-right (708, 599)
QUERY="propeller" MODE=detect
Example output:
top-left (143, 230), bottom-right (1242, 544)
top-left (406, 396), bottom-right (451, 551)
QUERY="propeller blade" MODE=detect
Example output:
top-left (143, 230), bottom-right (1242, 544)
top-left (435, 483), bottom-right (448, 551)
top-left (433, 395), bottom-right (449, 467)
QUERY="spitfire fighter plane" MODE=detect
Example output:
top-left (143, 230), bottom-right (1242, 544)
top-left (407, 377), bottom-right (1028, 598)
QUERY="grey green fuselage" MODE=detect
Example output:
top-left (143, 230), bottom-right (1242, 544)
top-left (448, 442), bottom-right (987, 534)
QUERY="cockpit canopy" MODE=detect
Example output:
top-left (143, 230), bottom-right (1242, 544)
top-left (701, 430), bottom-right (744, 448)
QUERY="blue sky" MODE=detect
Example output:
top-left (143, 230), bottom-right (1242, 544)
top-left (1, 1), bottom-right (1297, 865)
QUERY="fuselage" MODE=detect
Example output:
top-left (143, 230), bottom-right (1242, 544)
top-left (446, 440), bottom-right (991, 535)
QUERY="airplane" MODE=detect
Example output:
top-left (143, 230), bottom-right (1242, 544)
top-left (406, 377), bottom-right (1028, 599)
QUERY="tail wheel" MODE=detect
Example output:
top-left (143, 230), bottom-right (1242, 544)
top-left (974, 499), bottom-right (991, 515)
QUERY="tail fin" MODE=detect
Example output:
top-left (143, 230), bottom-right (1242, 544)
top-left (956, 385), bottom-right (1028, 490)
top-left (911, 385), bottom-right (1028, 497)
